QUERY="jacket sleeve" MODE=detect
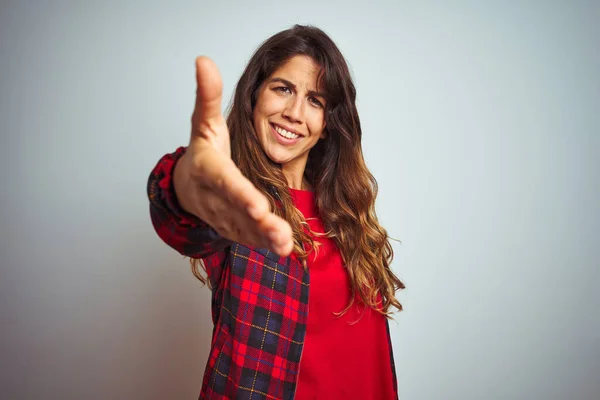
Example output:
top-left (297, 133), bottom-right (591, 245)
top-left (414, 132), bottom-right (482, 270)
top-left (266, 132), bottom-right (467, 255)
top-left (147, 146), bottom-right (232, 259)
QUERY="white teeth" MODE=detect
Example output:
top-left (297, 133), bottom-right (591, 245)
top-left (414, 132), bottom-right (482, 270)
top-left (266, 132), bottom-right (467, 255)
top-left (274, 125), bottom-right (300, 139)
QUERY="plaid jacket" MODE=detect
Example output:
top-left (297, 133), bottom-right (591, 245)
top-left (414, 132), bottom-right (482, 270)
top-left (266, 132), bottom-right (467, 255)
top-left (147, 147), bottom-right (398, 400)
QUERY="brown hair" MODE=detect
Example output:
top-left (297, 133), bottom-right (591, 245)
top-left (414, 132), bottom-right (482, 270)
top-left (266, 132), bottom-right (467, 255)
top-left (193, 25), bottom-right (404, 319)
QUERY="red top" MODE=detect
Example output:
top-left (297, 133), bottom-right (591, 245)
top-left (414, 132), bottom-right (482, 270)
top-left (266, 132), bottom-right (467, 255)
top-left (290, 188), bottom-right (396, 400)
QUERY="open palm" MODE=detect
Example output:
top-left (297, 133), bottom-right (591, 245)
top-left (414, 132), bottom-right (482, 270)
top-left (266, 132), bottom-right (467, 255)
top-left (173, 57), bottom-right (293, 257)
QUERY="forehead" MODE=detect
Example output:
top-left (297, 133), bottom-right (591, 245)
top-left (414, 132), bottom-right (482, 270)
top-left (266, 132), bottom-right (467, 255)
top-left (269, 55), bottom-right (323, 91)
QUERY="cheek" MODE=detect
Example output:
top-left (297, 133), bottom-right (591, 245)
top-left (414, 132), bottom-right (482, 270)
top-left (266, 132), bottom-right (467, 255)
top-left (252, 107), bottom-right (260, 127)
top-left (255, 92), bottom-right (279, 116)
top-left (308, 111), bottom-right (326, 135)
top-left (253, 99), bottom-right (270, 132)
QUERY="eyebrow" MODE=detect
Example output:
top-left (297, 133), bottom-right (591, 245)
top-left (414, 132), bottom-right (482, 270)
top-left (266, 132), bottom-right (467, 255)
top-left (268, 77), bottom-right (327, 99)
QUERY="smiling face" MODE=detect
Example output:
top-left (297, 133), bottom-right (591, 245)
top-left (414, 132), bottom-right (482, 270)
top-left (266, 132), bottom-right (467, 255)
top-left (252, 55), bottom-right (327, 188)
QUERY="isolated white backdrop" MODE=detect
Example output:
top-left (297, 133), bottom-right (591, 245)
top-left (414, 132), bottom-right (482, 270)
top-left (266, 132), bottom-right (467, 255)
top-left (1, 1), bottom-right (599, 399)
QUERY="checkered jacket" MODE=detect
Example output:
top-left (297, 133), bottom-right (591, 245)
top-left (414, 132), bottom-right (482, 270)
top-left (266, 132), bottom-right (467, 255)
top-left (147, 147), bottom-right (398, 399)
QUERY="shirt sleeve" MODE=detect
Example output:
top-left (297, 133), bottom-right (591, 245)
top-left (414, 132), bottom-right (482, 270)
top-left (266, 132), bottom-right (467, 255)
top-left (147, 146), bottom-right (232, 259)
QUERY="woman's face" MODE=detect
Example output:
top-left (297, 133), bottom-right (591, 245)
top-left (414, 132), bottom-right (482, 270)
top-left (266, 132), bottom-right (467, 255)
top-left (253, 55), bottom-right (327, 172)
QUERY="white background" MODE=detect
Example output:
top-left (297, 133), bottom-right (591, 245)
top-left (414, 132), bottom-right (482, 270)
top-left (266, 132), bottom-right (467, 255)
top-left (1, 1), bottom-right (599, 399)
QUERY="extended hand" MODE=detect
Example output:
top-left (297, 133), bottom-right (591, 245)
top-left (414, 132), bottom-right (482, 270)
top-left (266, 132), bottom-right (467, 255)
top-left (175, 57), bottom-right (293, 257)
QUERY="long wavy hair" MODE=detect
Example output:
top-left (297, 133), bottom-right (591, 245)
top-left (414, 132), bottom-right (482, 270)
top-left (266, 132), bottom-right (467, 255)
top-left (192, 25), bottom-right (404, 319)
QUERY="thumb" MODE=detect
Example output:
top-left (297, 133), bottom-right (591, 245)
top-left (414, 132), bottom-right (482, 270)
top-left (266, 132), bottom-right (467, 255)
top-left (193, 56), bottom-right (223, 126)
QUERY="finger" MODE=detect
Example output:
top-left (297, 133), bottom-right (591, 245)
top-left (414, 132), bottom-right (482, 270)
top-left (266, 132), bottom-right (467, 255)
top-left (271, 230), bottom-right (294, 257)
top-left (258, 214), bottom-right (293, 252)
top-left (217, 168), bottom-right (271, 221)
top-left (192, 56), bottom-right (223, 128)
top-left (273, 240), bottom-right (294, 257)
top-left (273, 221), bottom-right (294, 256)
top-left (265, 217), bottom-right (292, 244)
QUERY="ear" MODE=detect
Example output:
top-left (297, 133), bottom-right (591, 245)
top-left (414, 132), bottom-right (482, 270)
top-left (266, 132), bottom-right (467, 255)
top-left (320, 128), bottom-right (327, 139)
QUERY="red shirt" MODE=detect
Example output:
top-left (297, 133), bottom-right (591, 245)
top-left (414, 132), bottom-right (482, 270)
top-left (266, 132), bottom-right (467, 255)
top-left (290, 188), bottom-right (396, 400)
top-left (149, 147), bottom-right (398, 399)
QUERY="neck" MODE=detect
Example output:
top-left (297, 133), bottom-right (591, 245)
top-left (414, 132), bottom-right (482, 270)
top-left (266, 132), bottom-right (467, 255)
top-left (281, 159), bottom-right (310, 190)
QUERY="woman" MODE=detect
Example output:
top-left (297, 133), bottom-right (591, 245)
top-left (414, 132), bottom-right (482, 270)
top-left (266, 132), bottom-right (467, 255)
top-left (147, 25), bottom-right (405, 400)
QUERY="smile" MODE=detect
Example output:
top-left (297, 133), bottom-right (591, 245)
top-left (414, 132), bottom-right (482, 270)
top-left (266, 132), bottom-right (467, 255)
top-left (272, 124), bottom-right (301, 139)
top-left (270, 123), bottom-right (303, 145)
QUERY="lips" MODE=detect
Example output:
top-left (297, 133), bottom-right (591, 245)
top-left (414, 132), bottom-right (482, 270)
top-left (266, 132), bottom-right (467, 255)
top-left (270, 123), bottom-right (302, 145)
top-left (272, 123), bottom-right (304, 137)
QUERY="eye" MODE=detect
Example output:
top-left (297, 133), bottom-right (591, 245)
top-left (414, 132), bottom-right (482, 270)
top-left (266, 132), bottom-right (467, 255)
top-left (273, 86), bottom-right (291, 94)
top-left (308, 96), bottom-right (324, 108)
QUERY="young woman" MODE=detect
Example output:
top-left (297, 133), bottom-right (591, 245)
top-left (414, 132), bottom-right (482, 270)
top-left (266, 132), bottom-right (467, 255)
top-left (147, 25), bottom-right (405, 400)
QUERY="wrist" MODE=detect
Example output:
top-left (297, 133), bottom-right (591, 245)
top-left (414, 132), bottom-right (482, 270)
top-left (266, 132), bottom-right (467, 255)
top-left (173, 152), bottom-right (197, 216)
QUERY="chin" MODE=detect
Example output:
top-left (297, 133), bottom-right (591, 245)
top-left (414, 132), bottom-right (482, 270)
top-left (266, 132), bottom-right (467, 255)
top-left (266, 152), bottom-right (292, 165)
top-left (263, 145), bottom-right (292, 165)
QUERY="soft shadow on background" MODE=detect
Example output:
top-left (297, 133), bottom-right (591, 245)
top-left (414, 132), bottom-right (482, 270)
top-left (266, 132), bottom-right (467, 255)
top-left (1, 1), bottom-right (599, 399)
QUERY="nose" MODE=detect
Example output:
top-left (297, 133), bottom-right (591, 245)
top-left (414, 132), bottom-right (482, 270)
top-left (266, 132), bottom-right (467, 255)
top-left (282, 96), bottom-right (304, 123)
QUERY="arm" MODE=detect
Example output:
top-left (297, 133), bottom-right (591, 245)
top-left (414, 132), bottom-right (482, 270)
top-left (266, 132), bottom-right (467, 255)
top-left (147, 146), bottom-right (232, 258)
top-left (148, 56), bottom-right (292, 260)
